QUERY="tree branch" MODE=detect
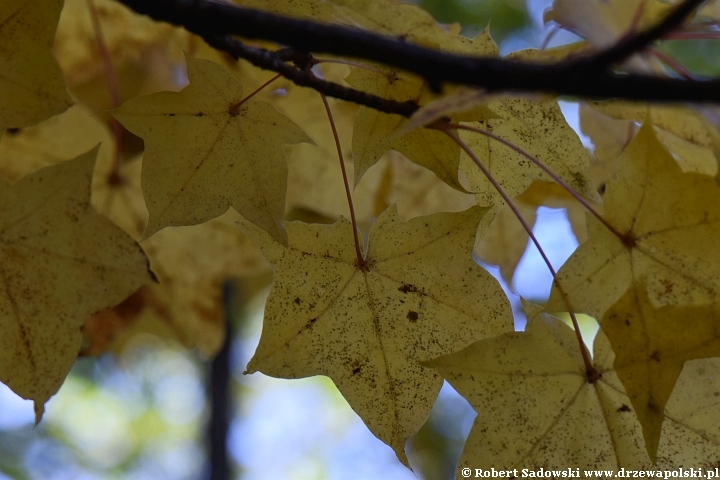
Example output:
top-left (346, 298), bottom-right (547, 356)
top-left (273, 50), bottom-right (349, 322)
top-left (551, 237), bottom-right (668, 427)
top-left (117, 0), bottom-right (720, 104)
top-left (204, 35), bottom-right (419, 117)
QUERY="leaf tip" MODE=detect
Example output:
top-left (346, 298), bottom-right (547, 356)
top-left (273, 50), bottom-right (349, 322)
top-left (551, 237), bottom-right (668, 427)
top-left (33, 401), bottom-right (45, 426)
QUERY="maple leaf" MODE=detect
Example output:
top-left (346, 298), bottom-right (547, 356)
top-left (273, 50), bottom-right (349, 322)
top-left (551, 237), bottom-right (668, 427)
top-left (544, 0), bottom-right (672, 73)
top-left (0, 148), bottom-right (152, 419)
top-left (458, 50), bottom-right (599, 208)
top-left (602, 284), bottom-right (720, 460)
top-left (0, 105), bottom-right (149, 239)
top-left (0, 0), bottom-right (73, 133)
top-left (376, 151), bottom-right (476, 221)
top-left (425, 311), bottom-right (720, 471)
top-left (54, 0), bottom-right (189, 88)
top-left (112, 54), bottom-right (312, 244)
top-left (259, 68), bottom-right (385, 222)
top-left (239, 205), bottom-right (512, 465)
top-left (345, 30), bottom-right (498, 192)
top-left (83, 209), bottom-right (271, 357)
top-left (0, 104), bottom-right (114, 182)
top-left (586, 101), bottom-right (719, 177)
top-left (578, 103), bottom-right (638, 193)
top-left (547, 121), bottom-right (720, 457)
top-left (545, 0), bottom-right (673, 49)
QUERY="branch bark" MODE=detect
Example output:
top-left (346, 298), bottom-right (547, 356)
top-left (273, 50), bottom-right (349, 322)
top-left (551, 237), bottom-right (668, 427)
top-left (117, 0), bottom-right (720, 108)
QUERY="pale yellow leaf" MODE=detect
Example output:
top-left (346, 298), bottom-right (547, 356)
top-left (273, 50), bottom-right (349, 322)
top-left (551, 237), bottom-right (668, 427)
top-left (0, 148), bottom-right (152, 418)
top-left (579, 103), bottom-right (637, 193)
top-left (345, 29), bottom-right (498, 192)
top-left (426, 312), bottom-right (720, 470)
top-left (546, 122), bottom-right (720, 457)
top-left (240, 205), bottom-right (512, 465)
top-left (54, 0), bottom-right (189, 87)
top-left (112, 55), bottom-right (312, 244)
top-left (459, 96), bottom-right (598, 207)
top-left (0, 104), bottom-right (149, 240)
top-left (589, 101), bottom-right (719, 176)
top-left (0, 0), bottom-right (72, 133)
top-left (381, 151), bottom-right (476, 221)
top-left (83, 210), bottom-right (271, 357)
top-left (0, 104), bottom-right (114, 182)
top-left (602, 285), bottom-right (720, 459)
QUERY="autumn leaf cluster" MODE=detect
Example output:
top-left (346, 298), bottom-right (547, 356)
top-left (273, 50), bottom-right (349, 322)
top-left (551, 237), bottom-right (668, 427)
top-left (3, 0), bottom-right (720, 475)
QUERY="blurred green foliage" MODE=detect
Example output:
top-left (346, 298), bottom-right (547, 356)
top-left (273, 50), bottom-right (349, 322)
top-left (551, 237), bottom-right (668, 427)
top-left (417, 0), bottom-right (530, 41)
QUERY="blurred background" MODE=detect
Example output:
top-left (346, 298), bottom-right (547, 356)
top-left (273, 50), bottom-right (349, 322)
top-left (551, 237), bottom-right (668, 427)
top-left (2, 0), bottom-right (719, 479)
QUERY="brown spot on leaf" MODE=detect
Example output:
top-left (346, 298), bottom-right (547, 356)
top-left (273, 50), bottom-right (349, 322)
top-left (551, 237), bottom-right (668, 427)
top-left (407, 311), bottom-right (418, 322)
top-left (617, 404), bottom-right (631, 413)
top-left (299, 317), bottom-right (317, 333)
top-left (398, 283), bottom-right (424, 295)
top-left (650, 350), bottom-right (661, 362)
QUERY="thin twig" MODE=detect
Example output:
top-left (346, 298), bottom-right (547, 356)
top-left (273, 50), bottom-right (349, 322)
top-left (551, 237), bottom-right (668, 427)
top-left (205, 35), bottom-right (419, 117)
top-left (313, 58), bottom-right (385, 74)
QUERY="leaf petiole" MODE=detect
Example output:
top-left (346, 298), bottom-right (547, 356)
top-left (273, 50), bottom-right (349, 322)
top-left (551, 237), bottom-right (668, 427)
top-left (440, 126), bottom-right (597, 380)
top-left (445, 122), bottom-right (630, 245)
top-left (228, 73), bottom-right (282, 116)
top-left (319, 93), bottom-right (366, 269)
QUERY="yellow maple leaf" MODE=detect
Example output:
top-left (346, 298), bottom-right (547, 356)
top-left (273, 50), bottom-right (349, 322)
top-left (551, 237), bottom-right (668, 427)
top-left (377, 151), bottom-right (476, 221)
top-left (112, 55), bottom-right (312, 244)
top-left (425, 312), bottom-right (720, 471)
top-left (458, 50), bottom-right (599, 208)
top-left (54, 0), bottom-right (189, 88)
top-left (587, 101), bottom-right (719, 177)
top-left (345, 29), bottom-right (498, 192)
top-left (0, 148), bottom-right (152, 419)
top-left (547, 121), bottom-right (720, 457)
top-left (239, 205), bottom-right (512, 465)
top-left (259, 68), bottom-right (385, 223)
top-left (603, 284), bottom-right (720, 460)
top-left (579, 103), bottom-right (638, 193)
top-left (0, 104), bottom-right (149, 239)
top-left (0, 0), bottom-right (73, 133)
top-left (545, 0), bottom-right (673, 49)
top-left (83, 209), bottom-right (271, 357)
top-left (0, 104), bottom-right (114, 182)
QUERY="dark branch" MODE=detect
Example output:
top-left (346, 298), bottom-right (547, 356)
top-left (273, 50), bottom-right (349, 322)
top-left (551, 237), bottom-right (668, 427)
top-left (117, 0), bottom-right (720, 104)
top-left (205, 35), bottom-right (419, 117)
